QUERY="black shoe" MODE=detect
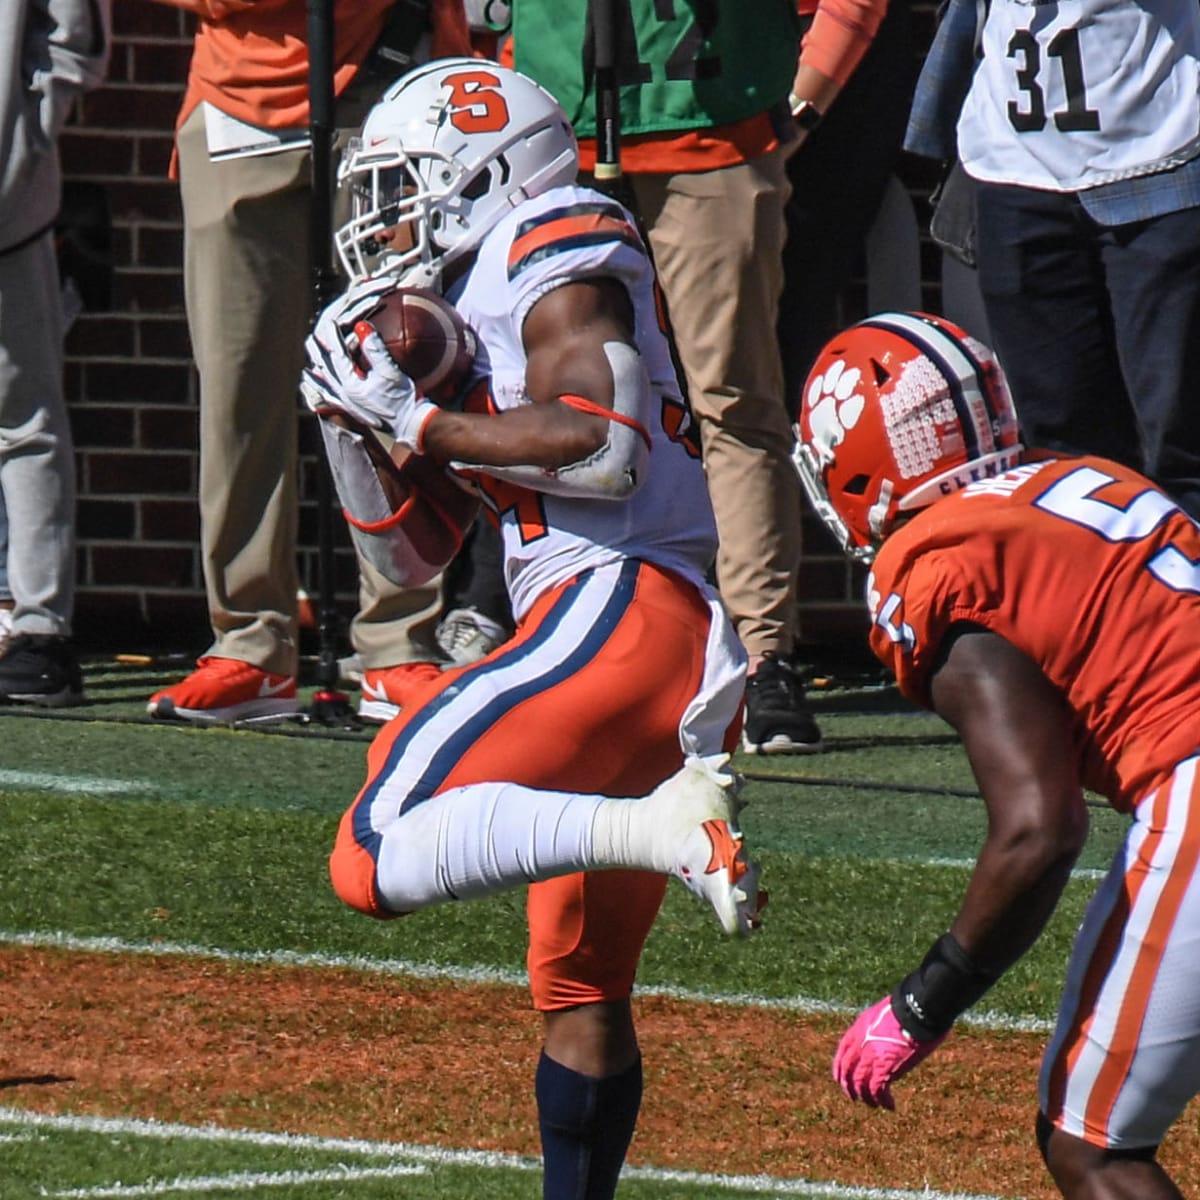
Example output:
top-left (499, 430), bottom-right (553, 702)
top-left (0, 634), bottom-right (84, 707)
top-left (741, 655), bottom-right (823, 754)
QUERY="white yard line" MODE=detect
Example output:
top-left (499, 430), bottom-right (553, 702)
top-left (0, 1107), bottom-right (1019, 1200)
top-left (48, 1164), bottom-right (427, 1197)
top-left (0, 770), bottom-right (151, 796)
top-left (0, 927), bottom-right (1054, 1034)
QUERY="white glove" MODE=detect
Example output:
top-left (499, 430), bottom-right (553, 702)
top-left (301, 280), bottom-right (440, 452)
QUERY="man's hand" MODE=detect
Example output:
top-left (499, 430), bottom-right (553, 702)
top-left (301, 280), bottom-right (439, 451)
top-left (832, 995), bottom-right (948, 1111)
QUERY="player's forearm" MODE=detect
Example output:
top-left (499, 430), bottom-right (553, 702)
top-left (423, 404), bottom-right (607, 471)
top-left (892, 813), bottom-right (1084, 1041)
top-left (951, 822), bottom-right (1083, 973)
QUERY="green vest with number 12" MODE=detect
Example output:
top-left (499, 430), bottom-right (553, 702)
top-left (511, 2), bottom-right (800, 137)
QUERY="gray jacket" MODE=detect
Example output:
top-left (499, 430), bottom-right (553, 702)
top-left (0, 0), bottom-right (110, 254)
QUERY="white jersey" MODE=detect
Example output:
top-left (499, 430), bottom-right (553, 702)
top-left (452, 185), bottom-right (717, 621)
top-left (958, 0), bottom-right (1200, 191)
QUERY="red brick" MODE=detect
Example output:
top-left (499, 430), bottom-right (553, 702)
top-left (89, 451), bottom-right (196, 496)
top-left (91, 543), bottom-right (196, 587)
top-left (138, 317), bottom-right (194, 361)
top-left (140, 407), bottom-right (199, 453)
top-left (142, 498), bottom-right (201, 542)
top-left (130, 42), bottom-right (194, 85)
top-left (135, 225), bottom-right (185, 269)
top-left (66, 316), bottom-right (137, 359)
top-left (112, 269), bottom-right (185, 313)
top-left (85, 361), bottom-right (192, 405)
top-left (114, 0), bottom-right (195, 40)
top-left (71, 407), bottom-right (136, 448)
top-left (60, 131), bottom-right (135, 175)
top-left (83, 86), bottom-right (184, 131)
top-left (77, 498), bottom-right (137, 540)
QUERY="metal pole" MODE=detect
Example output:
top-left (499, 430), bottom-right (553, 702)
top-left (306, 0), bottom-right (358, 725)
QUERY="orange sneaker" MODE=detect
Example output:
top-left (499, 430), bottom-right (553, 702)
top-left (147, 655), bottom-right (298, 724)
top-left (358, 661), bottom-right (443, 723)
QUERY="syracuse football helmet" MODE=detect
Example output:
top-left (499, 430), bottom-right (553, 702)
top-left (794, 311), bottom-right (1022, 561)
top-left (335, 58), bottom-right (579, 288)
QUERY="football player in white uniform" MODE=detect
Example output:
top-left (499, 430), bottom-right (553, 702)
top-left (300, 59), bottom-right (759, 1199)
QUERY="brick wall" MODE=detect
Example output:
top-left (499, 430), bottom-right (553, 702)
top-left (63, 0), bottom-right (941, 661)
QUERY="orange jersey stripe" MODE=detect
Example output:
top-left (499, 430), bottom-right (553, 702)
top-left (507, 205), bottom-right (641, 281)
top-left (1083, 769), bottom-right (1200, 1138)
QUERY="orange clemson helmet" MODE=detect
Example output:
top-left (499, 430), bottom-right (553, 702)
top-left (793, 311), bottom-right (1023, 561)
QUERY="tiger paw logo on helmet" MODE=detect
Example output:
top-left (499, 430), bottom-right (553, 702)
top-left (805, 358), bottom-right (865, 465)
top-left (794, 312), bottom-right (1023, 562)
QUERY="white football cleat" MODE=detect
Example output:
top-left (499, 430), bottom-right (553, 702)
top-left (648, 754), bottom-right (764, 937)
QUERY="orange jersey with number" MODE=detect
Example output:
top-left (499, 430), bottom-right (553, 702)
top-left (868, 455), bottom-right (1200, 807)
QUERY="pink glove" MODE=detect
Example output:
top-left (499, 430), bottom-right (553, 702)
top-left (832, 995), bottom-right (948, 1111)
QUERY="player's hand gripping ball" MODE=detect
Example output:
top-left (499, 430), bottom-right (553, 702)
top-left (354, 286), bottom-right (477, 404)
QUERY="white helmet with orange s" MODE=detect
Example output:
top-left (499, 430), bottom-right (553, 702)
top-left (335, 58), bottom-right (579, 288)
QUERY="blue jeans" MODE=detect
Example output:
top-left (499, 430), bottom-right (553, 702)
top-left (975, 180), bottom-right (1200, 520)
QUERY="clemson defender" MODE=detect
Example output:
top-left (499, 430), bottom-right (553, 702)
top-left (300, 60), bottom-right (761, 1199)
top-left (798, 312), bottom-right (1200, 1198)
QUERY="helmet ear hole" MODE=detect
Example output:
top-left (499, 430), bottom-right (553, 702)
top-left (870, 358), bottom-right (890, 387)
top-left (843, 473), bottom-right (871, 496)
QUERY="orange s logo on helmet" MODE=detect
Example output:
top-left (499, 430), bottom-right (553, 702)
top-left (443, 70), bottom-right (511, 134)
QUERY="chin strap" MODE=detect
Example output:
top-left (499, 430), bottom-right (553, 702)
top-left (868, 478), bottom-right (895, 539)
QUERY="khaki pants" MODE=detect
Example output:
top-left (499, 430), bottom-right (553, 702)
top-left (625, 145), bottom-right (802, 659)
top-left (177, 105), bottom-right (441, 674)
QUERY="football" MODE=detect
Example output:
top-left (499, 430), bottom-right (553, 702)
top-left (354, 286), bottom-right (477, 403)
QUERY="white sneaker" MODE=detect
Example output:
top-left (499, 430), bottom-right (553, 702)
top-left (648, 754), bottom-right (764, 937)
top-left (435, 608), bottom-right (507, 665)
top-left (0, 607), bottom-right (12, 657)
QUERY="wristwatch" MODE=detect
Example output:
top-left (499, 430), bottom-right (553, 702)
top-left (789, 94), bottom-right (823, 132)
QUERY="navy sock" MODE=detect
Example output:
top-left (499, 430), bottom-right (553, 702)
top-left (535, 1050), bottom-right (643, 1200)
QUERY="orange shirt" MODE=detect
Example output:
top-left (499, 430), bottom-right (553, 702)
top-left (798, 0), bottom-right (888, 88)
top-left (161, 0), bottom-right (471, 133)
top-left (868, 455), bottom-right (1200, 807)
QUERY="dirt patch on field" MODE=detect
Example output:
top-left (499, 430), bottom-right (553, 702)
top-left (2, 946), bottom-right (1197, 1197)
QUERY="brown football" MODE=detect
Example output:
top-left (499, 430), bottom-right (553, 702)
top-left (355, 286), bottom-right (477, 403)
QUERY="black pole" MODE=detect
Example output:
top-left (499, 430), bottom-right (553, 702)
top-left (306, 0), bottom-right (358, 725)
top-left (589, 0), bottom-right (634, 209)
top-left (587, 0), bottom-right (691, 409)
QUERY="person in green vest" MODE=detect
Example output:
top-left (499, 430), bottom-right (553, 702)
top-left (503, 3), bottom-right (830, 768)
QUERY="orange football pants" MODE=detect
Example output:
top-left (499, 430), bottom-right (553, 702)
top-left (329, 558), bottom-right (743, 1010)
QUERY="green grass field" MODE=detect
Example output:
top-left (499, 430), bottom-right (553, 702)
top-left (0, 659), bottom-right (1133, 1199)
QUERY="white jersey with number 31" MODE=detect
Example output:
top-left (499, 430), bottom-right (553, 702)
top-left (959, 0), bottom-right (1200, 191)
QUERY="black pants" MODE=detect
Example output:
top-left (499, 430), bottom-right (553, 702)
top-left (975, 180), bottom-right (1200, 521)
top-left (778, 0), bottom-right (917, 419)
